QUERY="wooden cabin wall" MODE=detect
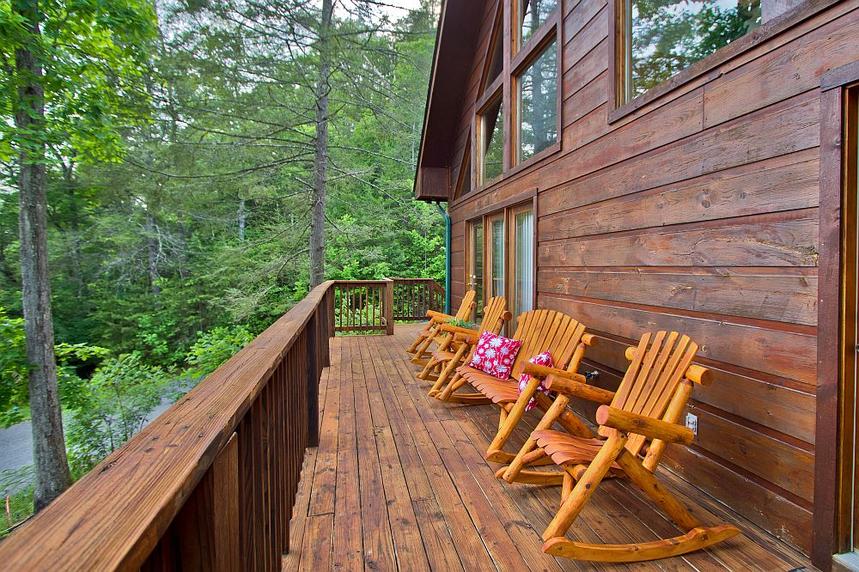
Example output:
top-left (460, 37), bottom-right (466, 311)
top-left (446, 0), bottom-right (859, 554)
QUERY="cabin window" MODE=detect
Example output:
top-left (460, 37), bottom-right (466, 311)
top-left (518, 0), bottom-right (558, 49)
top-left (472, 0), bottom-right (561, 191)
top-left (455, 142), bottom-right (473, 199)
top-left (516, 37), bottom-right (558, 163)
top-left (619, 0), bottom-right (762, 103)
top-left (479, 97), bottom-right (504, 184)
top-left (486, 24), bottom-right (504, 89)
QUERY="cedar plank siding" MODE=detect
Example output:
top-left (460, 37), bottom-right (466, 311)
top-left (432, 0), bottom-right (859, 557)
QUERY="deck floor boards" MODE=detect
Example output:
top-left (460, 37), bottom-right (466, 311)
top-left (283, 323), bottom-right (814, 572)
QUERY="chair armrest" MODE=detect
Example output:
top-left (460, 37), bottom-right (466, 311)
top-left (426, 310), bottom-right (454, 322)
top-left (454, 332), bottom-right (480, 345)
top-left (596, 406), bottom-right (694, 445)
top-left (522, 363), bottom-right (615, 404)
top-left (522, 363), bottom-right (586, 381)
top-left (438, 323), bottom-right (479, 337)
top-left (544, 375), bottom-right (615, 404)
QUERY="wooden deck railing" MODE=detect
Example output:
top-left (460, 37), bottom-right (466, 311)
top-left (0, 281), bottom-right (337, 571)
top-left (332, 280), bottom-right (393, 335)
top-left (331, 278), bottom-right (443, 334)
top-left (0, 277), bottom-right (443, 571)
top-left (390, 277), bottom-right (445, 321)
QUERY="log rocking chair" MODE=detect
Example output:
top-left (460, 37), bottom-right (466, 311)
top-left (436, 309), bottom-right (596, 464)
top-left (406, 289), bottom-right (476, 364)
top-left (419, 296), bottom-right (509, 392)
top-left (504, 331), bottom-right (740, 562)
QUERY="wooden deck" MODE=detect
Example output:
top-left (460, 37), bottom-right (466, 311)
top-left (283, 323), bottom-right (814, 571)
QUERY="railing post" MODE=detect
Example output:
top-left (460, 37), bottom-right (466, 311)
top-left (383, 278), bottom-right (394, 335)
top-left (306, 312), bottom-right (320, 448)
top-left (328, 284), bottom-right (336, 337)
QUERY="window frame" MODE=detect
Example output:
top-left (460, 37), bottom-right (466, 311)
top-left (471, 0), bottom-right (563, 194)
top-left (512, 31), bottom-right (561, 168)
top-left (608, 0), bottom-right (836, 124)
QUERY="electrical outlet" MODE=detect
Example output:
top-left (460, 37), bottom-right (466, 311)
top-left (685, 413), bottom-right (698, 436)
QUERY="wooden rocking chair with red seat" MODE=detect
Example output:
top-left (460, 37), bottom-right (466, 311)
top-left (502, 331), bottom-right (740, 563)
top-left (435, 309), bottom-right (596, 464)
top-left (418, 295), bottom-right (509, 391)
top-left (406, 289), bottom-right (476, 365)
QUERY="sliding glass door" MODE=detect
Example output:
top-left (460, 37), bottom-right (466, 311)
top-left (465, 201), bottom-right (535, 329)
top-left (511, 205), bottom-right (535, 319)
top-left (467, 220), bottom-right (485, 319)
top-left (488, 214), bottom-right (505, 298)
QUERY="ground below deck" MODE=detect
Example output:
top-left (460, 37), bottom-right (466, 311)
top-left (283, 323), bottom-right (813, 571)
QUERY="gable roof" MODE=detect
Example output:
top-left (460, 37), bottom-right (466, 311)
top-left (414, 0), bottom-right (487, 201)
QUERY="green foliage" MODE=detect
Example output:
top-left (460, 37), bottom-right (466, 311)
top-left (184, 325), bottom-right (255, 378)
top-left (65, 353), bottom-right (166, 474)
top-left (0, 0), bottom-right (442, 489)
top-left (0, 0), bottom-right (158, 165)
top-left (0, 306), bottom-right (27, 424)
top-left (0, 466), bottom-right (36, 538)
top-left (447, 318), bottom-right (479, 330)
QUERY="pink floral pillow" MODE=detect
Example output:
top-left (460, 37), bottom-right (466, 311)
top-left (518, 351), bottom-right (554, 411)
top-left (468, 331), bottom-right (522, 379)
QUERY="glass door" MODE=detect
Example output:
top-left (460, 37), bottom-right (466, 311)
top-left (467, 220), bottom-right (485, 319)
top-left (511, 205), bottom-right (535, 320)
top-left (487, 214), bottom-right (505, 299)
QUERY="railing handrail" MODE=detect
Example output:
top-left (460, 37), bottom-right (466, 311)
top-left (0, 280), bottom-right (337, 570)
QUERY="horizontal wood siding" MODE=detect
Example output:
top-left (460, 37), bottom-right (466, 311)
top-left (444, 0), bottom-right (859, 554)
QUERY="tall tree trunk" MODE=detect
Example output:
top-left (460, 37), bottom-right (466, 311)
top-left (145, 212), bottom-right (161, 296)
top-left (309, 0), bottom-right (333, 287)
top-left (237, 198), bottom-right (246, 241)
top-left (13, 0), bottom-right (72, 511)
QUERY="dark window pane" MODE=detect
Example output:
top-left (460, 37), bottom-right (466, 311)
top-left (629, 0), bottom-right (761, 100)
top-left (458, 152), bottom-right (472, 197)
top-left (520, 0), bottom-right (558, 48)
top-left (486, 25), bottom-right (503, 89)
top-left (481, 98), bottom-right (504, 183)
top-left (517, 38), bottom-right (557, 162)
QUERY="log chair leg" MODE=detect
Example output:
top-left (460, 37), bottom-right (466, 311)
top-left (614, 449), bottom-right (701, 532)
top-left (411, 332), bottom-right (435, 363)
top-left (438, 372), bottom-right (468, 400)
top-left (485, 378), bottom-right (541, 462)
top-left (503, 395), bottom-right (570, 482)
top-left (562, 471), bottom-right (574, 507)
top-left (428, 344), bottom-right (468, 396)
top-left (417, 356), bottom-right (439, 380)
top-left (542, 434), bottom-right (627, 541)
top-left (406, 325), bottom-right (431, 353)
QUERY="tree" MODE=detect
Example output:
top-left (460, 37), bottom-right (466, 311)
top-left (310, 0), bottom-right (334, 287)
top-left (1, 0), bottom-right (157, 509)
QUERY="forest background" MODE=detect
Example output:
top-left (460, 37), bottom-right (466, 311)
top-left (0, 0), bottom-right (441, 533)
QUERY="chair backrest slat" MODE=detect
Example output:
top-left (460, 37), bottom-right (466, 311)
top-left (480, 297), bottom-right (507, 335)
top-left (599, 331), bottom-right (701, 457)
top-left (454, 290), bottom-right (477, 321)
top-left (508, 309), bottom-right (586, 378)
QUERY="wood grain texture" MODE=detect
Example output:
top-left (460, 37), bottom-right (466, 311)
top-left (431, 0), bottom-right (859, 559)
top-left (0, 281), bottom-right (336, 571)
top-left (280, 323), bottom-right (812, 570)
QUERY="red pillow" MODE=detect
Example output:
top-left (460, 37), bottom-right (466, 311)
top-left (518, 351), bottom-right (554, 411)
top-left (468, 331), bottom-right (522, 379)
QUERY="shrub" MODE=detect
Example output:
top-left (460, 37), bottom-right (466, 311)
top-left (65, 353), bottom-right (166, 474)
top-left (184, 325), bottom-right (255, 378)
